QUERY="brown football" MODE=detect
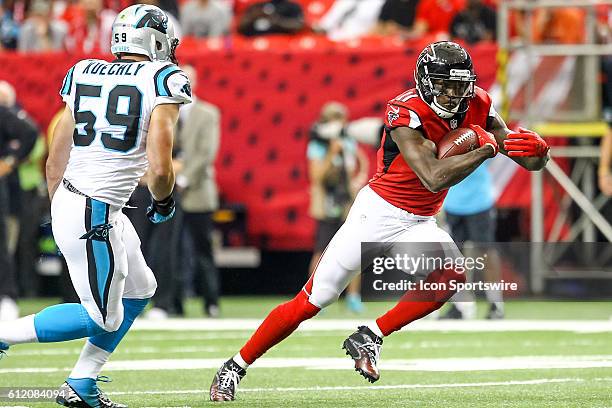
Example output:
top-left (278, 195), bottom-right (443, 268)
top-left (437, 127), bottom-right (479, 159)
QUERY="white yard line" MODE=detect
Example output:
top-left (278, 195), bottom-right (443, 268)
top-left (7, 339), bottom-right (608, 358)
top-left (2, 355), bottom-right (612, 374)
top-left (105, 377), bottom-right (612, 396)
top-left (131, 318), bottom-right (612, 333)
top-left (9, 345), bottom-right (227, 357)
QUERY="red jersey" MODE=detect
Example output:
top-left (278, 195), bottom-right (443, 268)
top-left (369, 86), bottom-right (494, 216)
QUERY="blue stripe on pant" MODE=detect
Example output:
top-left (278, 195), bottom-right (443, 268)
top-left (85, 198), bottom-right (115, 322)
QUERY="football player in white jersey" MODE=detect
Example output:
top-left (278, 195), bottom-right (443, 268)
top-left (0, 5), bottom-right (191, 407)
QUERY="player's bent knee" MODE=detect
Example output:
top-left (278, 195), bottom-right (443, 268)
top-left (102, 310), bottom-right (125, 333)
top-left (308, 286), bottom-right (341, 309)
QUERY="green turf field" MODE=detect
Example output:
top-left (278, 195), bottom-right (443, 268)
top-left (1, 298), bottom-right (611, 407)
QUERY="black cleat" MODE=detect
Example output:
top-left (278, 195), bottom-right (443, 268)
top-left (210, 359), bottom-right (246, 401)
top-left (342, 326), bottom-right (383, 383)
top-left (486, 302), bottom-right (505, 320)
top-left (56, 378), bottom-right (127, 408)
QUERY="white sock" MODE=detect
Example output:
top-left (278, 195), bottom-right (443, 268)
top-left (69, 341), bottom-right (111, 379)
top-left (0, 314), bottom-right (38, 345)
top-left (233, 353), bottom-right (249, 370)
top-left (369, 321), bottom-right (384, 338)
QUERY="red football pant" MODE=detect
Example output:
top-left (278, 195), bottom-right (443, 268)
top-left (239, 290), bottom-right (320, 364)
top-left (376, 267), bottom-right (466, 337)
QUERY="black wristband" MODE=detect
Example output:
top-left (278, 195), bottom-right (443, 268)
top-left (153, 192), bottom-right (175, 216)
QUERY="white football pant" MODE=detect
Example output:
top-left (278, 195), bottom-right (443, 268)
top-left (304, 186), bottom-right (460, 308)
top-left (51, 183), bottom-right (157, 331)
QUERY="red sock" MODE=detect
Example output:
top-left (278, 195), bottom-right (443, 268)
top-left (376, 267), bottom-right (466, 337)
top-left (239, 291), bottom-right (320, 364)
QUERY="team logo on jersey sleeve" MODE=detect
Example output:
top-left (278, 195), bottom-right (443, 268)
top-left (181, 83), bottom-right (192, 97)
top-left (387, 105), bottom-right (400, 125)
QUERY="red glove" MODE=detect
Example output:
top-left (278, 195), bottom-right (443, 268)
top-left (468, 124), bottom-right (498, 156)
top-left (503, 127), bottom-right (550, 157)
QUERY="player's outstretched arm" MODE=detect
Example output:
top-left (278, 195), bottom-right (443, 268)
top-left (489, 112), bottom-right (549, 171)
top-left (146, 103), bottom-right (179, 200)
top-left (46, 104), bottom-right (75, 201)
top-left (391, 126), bottom-right (494, 193)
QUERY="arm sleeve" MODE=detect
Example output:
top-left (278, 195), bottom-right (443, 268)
top-left (384, 103), bottom-right (422, 130)
top-left (153, 65), bottom-right (193, 106)
top-left (59, 63), bottom-right (78, 111)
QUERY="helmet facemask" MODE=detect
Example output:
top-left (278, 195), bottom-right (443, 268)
top-left (428, 74), bottom-right (475, 117)
top-left (415, 41), bottom-right (477, 119)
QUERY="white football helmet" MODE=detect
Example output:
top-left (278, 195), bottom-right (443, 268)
top-left (111, 4), bottom-right (178, 63)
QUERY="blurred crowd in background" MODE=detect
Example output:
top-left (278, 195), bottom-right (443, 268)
top-left (1, 0), bottom-right (609, 54)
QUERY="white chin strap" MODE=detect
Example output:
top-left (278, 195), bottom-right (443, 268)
top-left (432, 96), bottom-right (459, 119)
top-left (416, 82), bottom-right (459, 119)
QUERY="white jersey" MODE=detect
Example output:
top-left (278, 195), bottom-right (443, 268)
top-left (59, 58), bottom-right (191, 207)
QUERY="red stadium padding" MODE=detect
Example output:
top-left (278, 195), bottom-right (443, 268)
top-left (0, 42), bottom-right (498, 249)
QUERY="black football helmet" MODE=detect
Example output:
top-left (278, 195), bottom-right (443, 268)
top-left (414, 41), bottom-right (476, 118)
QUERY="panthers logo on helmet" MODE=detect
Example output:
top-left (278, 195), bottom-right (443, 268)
top-left (135, 7), bottom-right (168, 34)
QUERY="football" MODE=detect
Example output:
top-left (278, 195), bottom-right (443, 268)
top-left (437, 127), bottom-right (479, 159)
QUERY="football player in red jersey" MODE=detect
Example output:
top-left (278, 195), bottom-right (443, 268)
top-left (210, 41), bottom-right (550, 401)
